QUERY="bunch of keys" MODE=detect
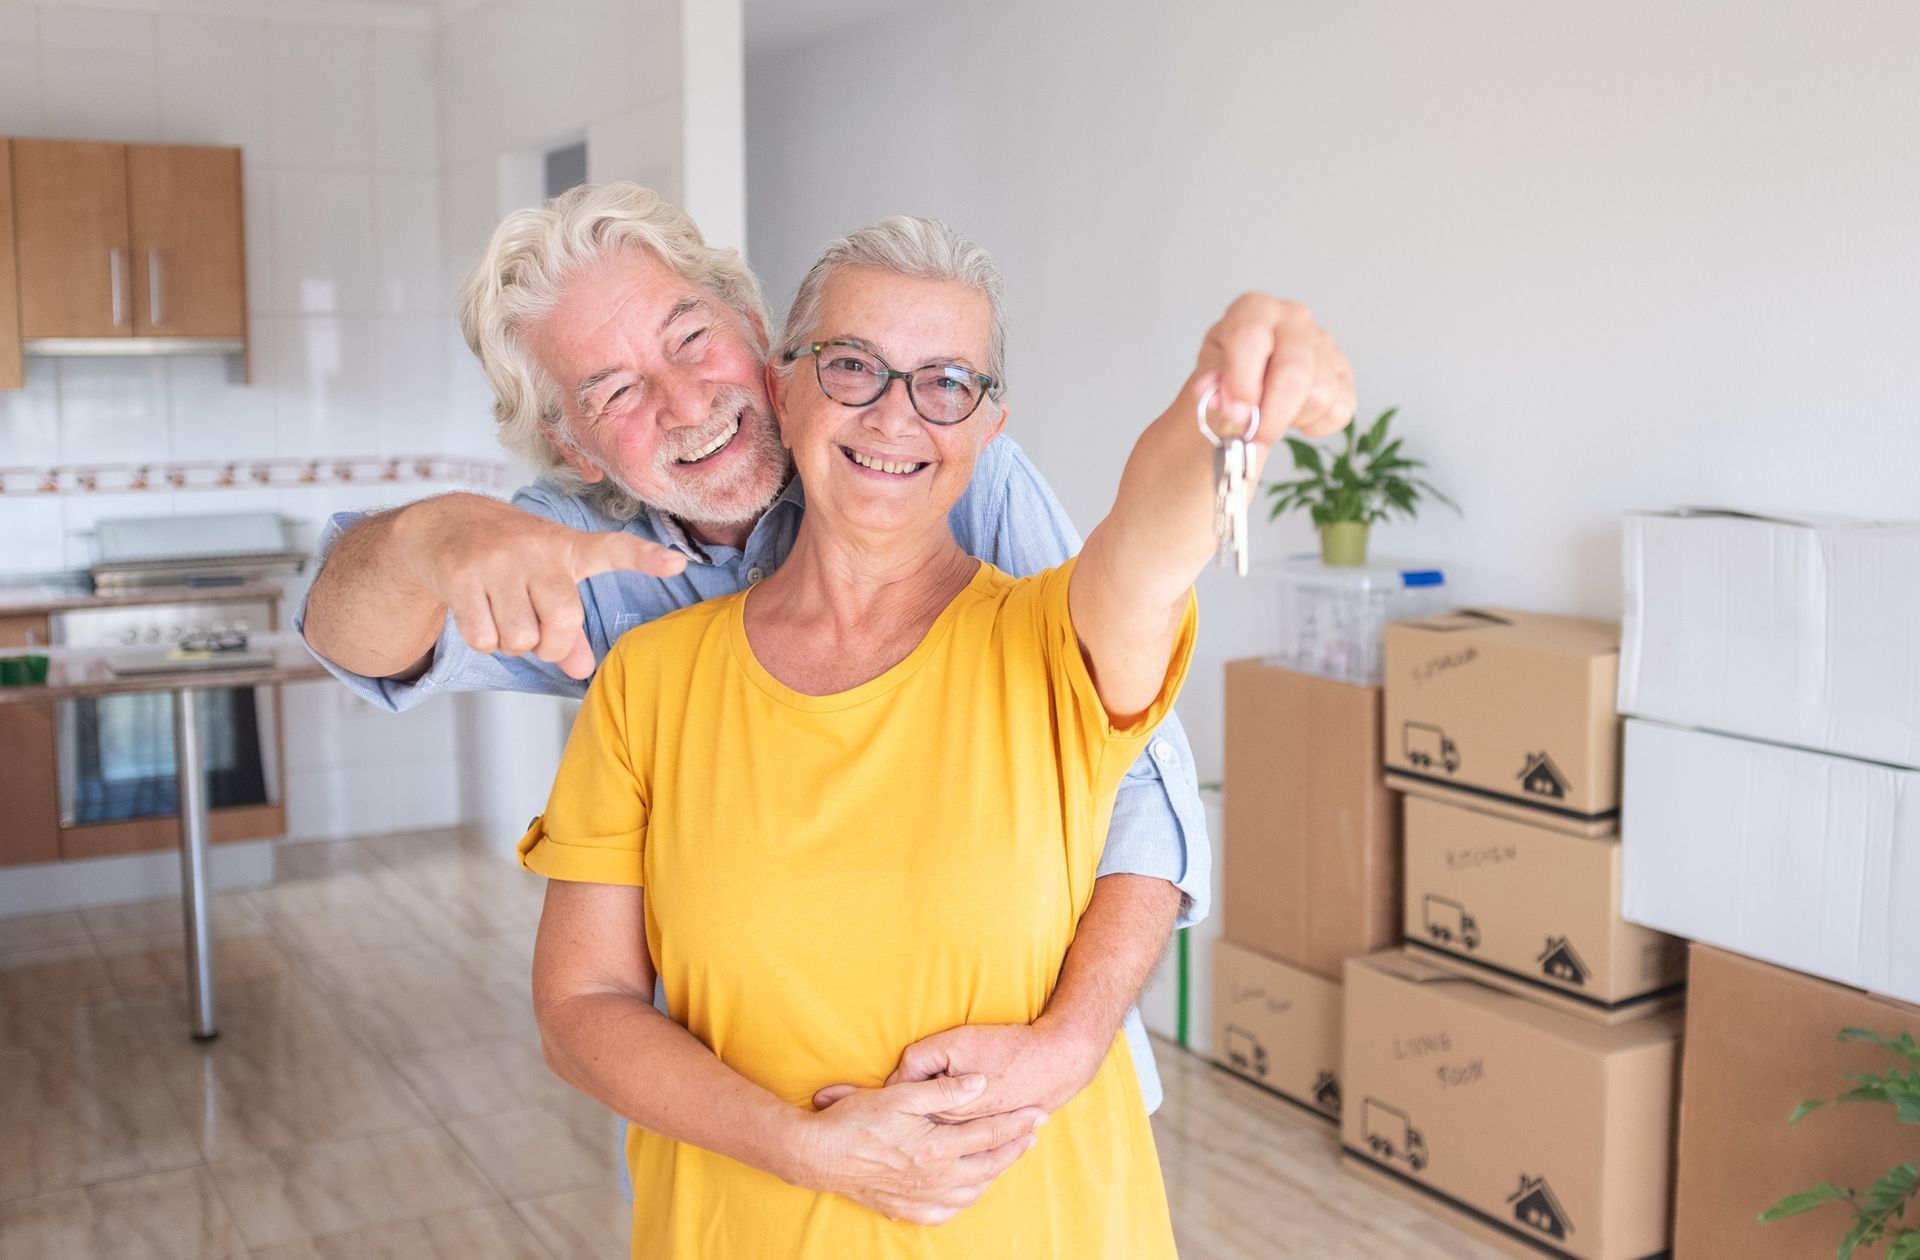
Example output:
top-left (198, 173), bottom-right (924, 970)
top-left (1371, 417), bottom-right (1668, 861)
top-left (1197, 384), bottom-right (1261, 577)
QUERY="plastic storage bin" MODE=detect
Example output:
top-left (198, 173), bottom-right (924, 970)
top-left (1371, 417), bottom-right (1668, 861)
top-left (1267, 557), bottom-right (1448, 685)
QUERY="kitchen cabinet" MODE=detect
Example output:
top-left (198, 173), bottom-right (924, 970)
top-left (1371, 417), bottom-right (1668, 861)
top-left (0, 142), bottom-right (21, 390)
top-left (0, 614), bottom-right (60, 867)
top-left (128, 145), bottom-right (247, 339)
top-left (11, 140), bottom-right (132, 339)
top-left (7, 139), bottom-right (247, 363)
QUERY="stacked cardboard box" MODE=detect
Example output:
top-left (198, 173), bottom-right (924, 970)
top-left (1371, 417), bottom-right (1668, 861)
top-left (1211, 658), bottom-right (1403, 1120)
top-left (1613, 512), bottom-right (1920, 1260)
top-left (1341, 608), bottom-right (1688, 1258)
top-left (1673, 945), bottom-right (1920, 1260)
top-left (1618, 510), bottom-right (1920, 1006)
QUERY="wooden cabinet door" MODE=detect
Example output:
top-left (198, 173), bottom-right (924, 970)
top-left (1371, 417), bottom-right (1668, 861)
top-left (128, 145), bottom-right (246, 339)
top-left (0, 142), bottom-right (23, 389)
top-left (0, 614), bottom-right (59, 867)
top-left (11, 139), bottom-right (133, 339)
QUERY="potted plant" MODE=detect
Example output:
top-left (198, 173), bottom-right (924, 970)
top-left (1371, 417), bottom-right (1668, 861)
top-left (1263, 407), bottom-right (1456, 566)
top-left (1760, 1027), bottom-right (1920, 1258)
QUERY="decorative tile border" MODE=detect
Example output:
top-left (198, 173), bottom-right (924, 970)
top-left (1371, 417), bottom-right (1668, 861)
top-left (0, 456), bottom-right (511, 497)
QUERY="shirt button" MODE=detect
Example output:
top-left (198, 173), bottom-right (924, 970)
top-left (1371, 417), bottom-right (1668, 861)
top-left (746, 566), bottom-right (765, 585)
top-left (1151, 740), bottom-right (1173, 764)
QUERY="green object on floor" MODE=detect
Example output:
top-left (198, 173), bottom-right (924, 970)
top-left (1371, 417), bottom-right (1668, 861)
top-left (1176, 928), bottom-right (1190, 1047)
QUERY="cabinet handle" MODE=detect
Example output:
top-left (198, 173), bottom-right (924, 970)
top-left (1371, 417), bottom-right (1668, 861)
top-left (149, 251), bottom-right (163, 326)
top-left (110, 249), bottom-right (127, 328)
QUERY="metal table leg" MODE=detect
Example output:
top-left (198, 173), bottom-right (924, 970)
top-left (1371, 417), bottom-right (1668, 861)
top-left (174, 688), bottom-right (218, 1041)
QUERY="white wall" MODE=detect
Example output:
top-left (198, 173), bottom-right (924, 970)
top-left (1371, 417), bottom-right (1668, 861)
top-left (745, 0), bottom-right (1920, 780)
top-left (0, 1), bottom-right (467, 840)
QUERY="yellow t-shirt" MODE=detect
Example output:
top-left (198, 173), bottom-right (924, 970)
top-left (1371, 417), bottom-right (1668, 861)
top-left (519, 558), bottom-right (1194, 1259)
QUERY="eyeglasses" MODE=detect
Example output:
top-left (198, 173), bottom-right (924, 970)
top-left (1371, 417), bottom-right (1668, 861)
top-left (782, 340), bottom-right (999, 426)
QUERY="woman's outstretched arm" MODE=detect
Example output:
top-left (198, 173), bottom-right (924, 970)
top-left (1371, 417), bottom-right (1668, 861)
top-left (1071, 295), bottom-right (1355, 720)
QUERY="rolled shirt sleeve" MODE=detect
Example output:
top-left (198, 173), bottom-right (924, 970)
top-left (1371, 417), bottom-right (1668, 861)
top-left (294, 502), bottom-right (592, 713)
top-left (966, 437), bottom-right (1213, 928)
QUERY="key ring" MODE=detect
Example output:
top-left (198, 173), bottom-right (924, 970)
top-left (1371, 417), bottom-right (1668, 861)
top-left (1196, 384), bottom-right (1261, 448)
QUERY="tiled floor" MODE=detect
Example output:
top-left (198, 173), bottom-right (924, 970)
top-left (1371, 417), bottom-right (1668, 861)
top-left (0, 829), bottom-right (1501, 1259)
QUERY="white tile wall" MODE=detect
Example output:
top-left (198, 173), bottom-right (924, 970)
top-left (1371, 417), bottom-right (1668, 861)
top-left (0, 6), bottom-right (44, 134)
top-left (371, 29), bottom-right (437, 172)
top-left (266, 21), bottom-right (372, 168)
top-left (37, 6), bottom-right (159, 143)
top-left (154, 14), bottom-right (270, 153)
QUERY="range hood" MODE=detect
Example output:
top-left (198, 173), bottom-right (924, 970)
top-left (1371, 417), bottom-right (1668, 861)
top-left (25, 337), bottom-right (246, 358)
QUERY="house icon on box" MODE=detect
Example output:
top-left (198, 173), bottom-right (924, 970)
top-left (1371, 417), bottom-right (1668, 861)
top-left (1312, 1070), bottom-right (1342, 1118)
top-left (1510, 1174), bottom-right (1573, 1240)
top-left (1517, 751), bottom-right (1570, 799)
top-left (1538, 936), bottom-right (1591, 987)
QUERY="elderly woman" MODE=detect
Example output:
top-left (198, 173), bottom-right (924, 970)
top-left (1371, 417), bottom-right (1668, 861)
top-left (521, 218), bottom-right (1351, 1257)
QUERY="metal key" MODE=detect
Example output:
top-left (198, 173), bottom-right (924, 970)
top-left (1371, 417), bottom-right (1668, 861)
top-left (1199, 386), bottom-right (1261, 577)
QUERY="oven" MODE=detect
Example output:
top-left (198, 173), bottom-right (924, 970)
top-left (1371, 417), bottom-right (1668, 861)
top-left (50, 599), bottom-right (281, 827)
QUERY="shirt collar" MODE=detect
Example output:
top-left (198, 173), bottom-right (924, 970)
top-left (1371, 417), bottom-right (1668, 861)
top-left (642, 474), bottom-right (806, 567)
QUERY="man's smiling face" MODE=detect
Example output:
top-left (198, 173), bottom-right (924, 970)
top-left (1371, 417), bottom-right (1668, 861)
top-left (524, 246), bottom-right (790, 535)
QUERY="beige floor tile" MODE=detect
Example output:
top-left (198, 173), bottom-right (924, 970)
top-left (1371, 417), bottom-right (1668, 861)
top-left (390, 1038), bottom-right (584, 1122)
top-left (97, 926), bottom-right (298, 999)
top-left (248, 886), bottom-right (432, 960)
top-left (0, 942), bottom-right (116, 1005)
top-left (114, 980), bottom-right (434, 1160)
top-left (0, 1166), bottom-right (245, 1259)
top-left (0, 910), bottom-right (93, 953)
top-left (301, 942), bottom-right (538, 1059)
top-left (80, 894), bottom-right (263, 944)
top-left (363, 838), bottom-right (548, 943)
top-left (208, 1125), bottom-right (499, 1250)
top-left (510, 1183), bottom-right (631, 1260)
top-left (0, 1027), bottom-right (201, 1202)
top-left (252, 1203), bottom-right (552, 1259)
top-left (448, 1098), bottom-right (623, 1202)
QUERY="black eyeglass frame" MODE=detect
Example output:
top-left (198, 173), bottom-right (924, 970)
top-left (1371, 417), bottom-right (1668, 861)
top-left (781, 339), bottom-right (1001, 426)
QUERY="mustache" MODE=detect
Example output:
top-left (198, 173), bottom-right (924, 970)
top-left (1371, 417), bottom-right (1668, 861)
top-left (659, 387), bottom-right (761, 463)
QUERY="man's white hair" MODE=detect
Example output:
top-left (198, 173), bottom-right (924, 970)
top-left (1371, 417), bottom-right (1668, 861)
top-left (775, 216), bottom-right (1008, 405)
top-left (456, 182), bottom-right (769, 515)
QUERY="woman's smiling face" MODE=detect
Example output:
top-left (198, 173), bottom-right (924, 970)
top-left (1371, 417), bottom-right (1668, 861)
top-left (772, 266), bottom-right (1005, 541)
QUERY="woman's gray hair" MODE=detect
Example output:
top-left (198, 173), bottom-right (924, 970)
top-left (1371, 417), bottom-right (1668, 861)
top-left (456, 182), bottom-right (769, 506)
top-left (776, 216), bottom-right (1008, 403)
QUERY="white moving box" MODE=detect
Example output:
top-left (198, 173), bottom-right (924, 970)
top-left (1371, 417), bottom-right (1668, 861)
top-left (1619, 509), bottom-right (1920, 770)
top-left (1621, 719), bottom-right (1920, 1004)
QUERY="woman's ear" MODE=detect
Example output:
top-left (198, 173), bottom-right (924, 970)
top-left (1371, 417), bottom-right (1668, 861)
top-left (982, 399), bottom-right (1008, 446)
top-left (765, 358), bottom-right (796, 451)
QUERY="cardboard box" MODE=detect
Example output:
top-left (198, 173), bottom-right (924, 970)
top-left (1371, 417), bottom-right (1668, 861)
top-left (1621, 718), bottom-right (1920, 1006)
top-left (1211, 939), bottom-right (1345, 1121)
top-left (1222, 659), bottom-right (1401, 978)
top-left (1342, 951), bottom-right (1683, 1260)
top-left (1619, 509), bottom-right (1920, 771)
top-left (1403, 795), bottom-right (1686, 1025)
top-left (1675, 945), bottom-right (1920, 1260)
top-left (1383, 609), bottom-right (1621, 836)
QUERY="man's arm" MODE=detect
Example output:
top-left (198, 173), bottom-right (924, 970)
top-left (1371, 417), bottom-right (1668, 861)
top-left (534, 878), bottom-right (1046, 1226)
top-left (302, 491), bottom-right (685, 683)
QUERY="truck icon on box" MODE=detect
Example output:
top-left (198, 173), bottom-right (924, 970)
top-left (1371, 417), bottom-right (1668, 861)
top-left (1224, 1025), bottom-right (1269, 1079)
top-left (1422, 894), bottom-right (1482, 950)
top-left (1362, 1098), bottom-right (1428, 1172)
top-left (1403, 722), bottom-right (1460, 774)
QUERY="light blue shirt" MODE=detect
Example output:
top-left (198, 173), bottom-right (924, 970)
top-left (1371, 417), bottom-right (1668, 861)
top-left (296, 433), bottom-right (1210, 1111)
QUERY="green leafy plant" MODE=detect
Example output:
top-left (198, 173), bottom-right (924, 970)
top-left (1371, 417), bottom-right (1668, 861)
top-left (1759, 1027), bottom-right (1920, 1259)
top-left (1262, 407), bottom-right (1458, 528)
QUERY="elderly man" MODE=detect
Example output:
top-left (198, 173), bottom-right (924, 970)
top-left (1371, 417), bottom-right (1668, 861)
top-left (299, 182), bottom-right (1341, 1212)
